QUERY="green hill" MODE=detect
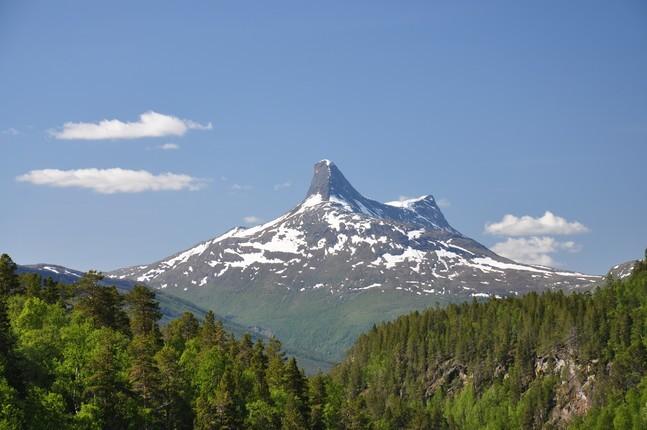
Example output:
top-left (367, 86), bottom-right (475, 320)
top-left (331, 252), bottom-right (647, 428)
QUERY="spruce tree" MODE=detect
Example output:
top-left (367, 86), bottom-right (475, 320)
top-left (266, 337), bottom-right (286, 390)
top-left (308, 373), bottom-right (327, 430)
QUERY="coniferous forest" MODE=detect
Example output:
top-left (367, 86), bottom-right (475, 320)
top-left (1, 252), bottom-right (647, 429)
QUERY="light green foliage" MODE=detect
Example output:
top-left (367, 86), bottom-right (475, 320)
top-left (9, 296), bottom-right (67, 384)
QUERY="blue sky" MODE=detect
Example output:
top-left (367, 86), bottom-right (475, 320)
top-left (1, 0), bottom-right (645, 274)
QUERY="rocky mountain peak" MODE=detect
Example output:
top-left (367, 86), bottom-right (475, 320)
top-left (301, 160), bottom-right (457, 233)
top-left (305, 159), bottom-right (364, 203)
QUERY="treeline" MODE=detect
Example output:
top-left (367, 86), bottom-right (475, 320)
top-left (333, 253), bottom-right (647, 429)
top-left (0, 254), bottom-right (348, 429)
top-left (3, 252), bottom-right (647, 429)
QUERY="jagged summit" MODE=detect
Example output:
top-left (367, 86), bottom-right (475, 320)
top-left (305, 160), bottom-right (364, 202)
top-left (301, 160), bottom-right (457, 232)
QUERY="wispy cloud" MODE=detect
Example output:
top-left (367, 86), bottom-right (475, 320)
top-left (16, 168), bottom-right (205, 194)
top-left (50, 111), bottom-right (212, 140)
top-left (2, 128), bottom-right (20, 136)
top-left (273, 181), bottom-right (291, 191)
top-left (231, 183), bottom-right (252, 191)
top-left (491, 236), bottom-right (581, 266)
top-left (243, 216), bottom-right (263, 225)
top-left (485, 211), bottom-right (588, 236)
top-left (158, 143), bottom-right (180, 150)
top-left (437, 198), bottom-right (451, 208)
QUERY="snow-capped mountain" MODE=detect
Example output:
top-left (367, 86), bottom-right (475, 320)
top-left (110, 160), bottom-right (601, 365)
top-left (112, 160), bottom-right (599, 298)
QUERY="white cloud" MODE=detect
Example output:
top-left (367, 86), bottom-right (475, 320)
top-left (485, 211), bottom-right (588, 236)
top-left (243, 216), bottom-right (263, 225)
top-left (50, 111), bottom-right (212, 140)
top-left (273, 181), bottom-right (291, 191)
top-left (2, 128), bottom-right (19, 136)
top-left (395, 195), bottom-right (412, 202)
top-left (16, 168), bottom-right (205, 194)
top-left (491, 236), bottom-right (582, 266)
top-left (159, 143), bottom-right (180, 150)
top-left (437, 198), bottom-right (451, 208)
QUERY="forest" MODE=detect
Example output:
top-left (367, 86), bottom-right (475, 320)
top-left (1, 252), bottom-right (646, 429)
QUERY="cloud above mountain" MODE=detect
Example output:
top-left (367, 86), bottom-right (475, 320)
top-left (491, 236), bottom-right (581, 266)
top-left (486, 211), bottom-right (588, 266)
top-left (50, 111), bottom-right (212, 140)
top-left (243, 216), bottom-right (263, 225)
top-left (485, 211), bottom-right (588, 236)
top-left (16, 168), bottom-right (205, 193)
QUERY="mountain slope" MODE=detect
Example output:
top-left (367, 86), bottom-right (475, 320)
top-left (331, 255), bottom-right (647, 429)
top-left (110, 160), bottom-right (601, 363)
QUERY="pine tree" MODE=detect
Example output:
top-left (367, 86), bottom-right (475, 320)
top-left (164, 311), bottom-right (200, 352)
top-left (0, 254), bottom-right (20, 297)
top-left (129, 334), bottom-right (162, 428)
top-left (155, 345), bottom-right (193, 430)
top-left (200, 310), bottom-right (225, 349)
top-left (0, 255), bottom-right (19, 390)
top-left (41, 277), bottom-right (61, 304)
top-left (84, 328), bottom-right (132, 428)
top-left (76, 271), bottom-right (129, 333)
top-left (126, 284), bottom-right (162, 339)
top-left (0, 280), bottom-right (12, 370)
top-left (21, 273), bottom-right (42, 298)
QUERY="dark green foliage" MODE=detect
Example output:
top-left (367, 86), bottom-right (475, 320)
top-left (331, 255), bottom-right (647, 428)
top-left (75, 271), bottom-right (130, 333)
top-left (126, 284), bottom-right (163, 339)
top-left (0, 254), bottom-right (20, 297)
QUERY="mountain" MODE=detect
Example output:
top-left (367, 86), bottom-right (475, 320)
top-left (607, 259), bottom-right (640, 280)
top-left (110, 160), bottom-right (601, 366)
top-left (17, 263), bottom-right (86, 285)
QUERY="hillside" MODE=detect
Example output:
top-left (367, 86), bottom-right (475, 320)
top-left (2, 251), bottom-right (645, 428)
top-left (331, 252), bottom-right (647, 428)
